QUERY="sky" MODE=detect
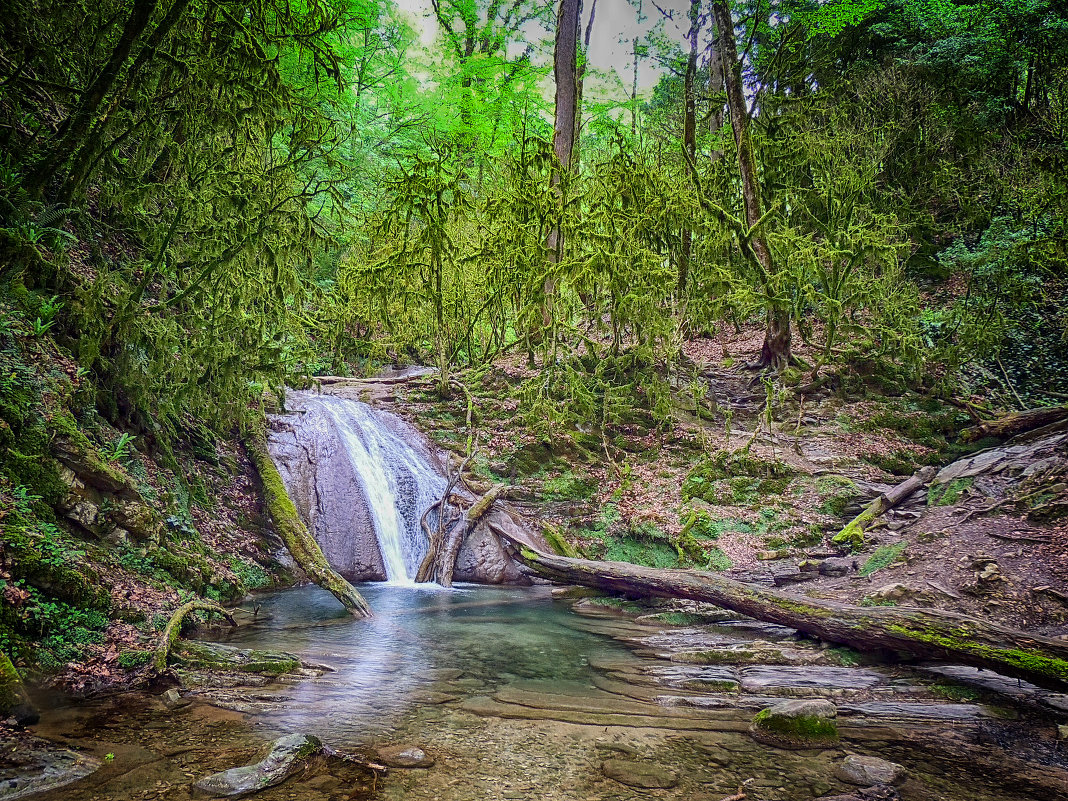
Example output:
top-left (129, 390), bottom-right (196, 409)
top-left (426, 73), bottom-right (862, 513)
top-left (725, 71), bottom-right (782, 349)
top-left (391, 0), bottom-right (695, 97)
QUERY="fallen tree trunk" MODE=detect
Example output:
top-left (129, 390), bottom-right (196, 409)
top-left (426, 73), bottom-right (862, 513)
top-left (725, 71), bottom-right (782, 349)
top-left (436, 484), bottom-right (508, 587)
top-left (962, 404), bottom-right (1068, 442)
top-left (832, 466), bottom-right (935, 549)
top-left (416, 455), bottom-right (470, 584)
top-left (497, 536), bottom-right (1068, 691)
top-left (248, 434), bottom-right (373, 617)
top-left (154, 600), bottom-right (236, 673)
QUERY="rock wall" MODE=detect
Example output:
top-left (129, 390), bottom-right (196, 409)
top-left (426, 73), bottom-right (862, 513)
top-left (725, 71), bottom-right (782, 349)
top-left (267, 391), bottom-right (546, 585)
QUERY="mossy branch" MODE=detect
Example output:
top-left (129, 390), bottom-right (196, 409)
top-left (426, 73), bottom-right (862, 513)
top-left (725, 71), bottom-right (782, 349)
top-left (248, 432), bottom-right (373, 617)
top-left (153, 600), bottom-right (236, 673)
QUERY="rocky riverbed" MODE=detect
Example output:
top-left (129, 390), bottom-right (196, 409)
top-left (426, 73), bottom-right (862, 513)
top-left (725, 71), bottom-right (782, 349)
top-left (6, 584), bottom-right (1067, 801)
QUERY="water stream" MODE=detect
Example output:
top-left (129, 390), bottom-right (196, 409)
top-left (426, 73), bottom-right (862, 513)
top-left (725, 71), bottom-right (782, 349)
top-left (309, 395), bottom-right (446, 584)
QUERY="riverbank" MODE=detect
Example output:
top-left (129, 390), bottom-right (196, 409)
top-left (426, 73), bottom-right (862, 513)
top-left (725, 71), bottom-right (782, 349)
top-left (11, 584), bottom-right (1068, 801)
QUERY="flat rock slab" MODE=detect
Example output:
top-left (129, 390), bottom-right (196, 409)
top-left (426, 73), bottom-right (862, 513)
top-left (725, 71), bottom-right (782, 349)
top-left (838, 702), bottom-right (996, 721)
top-left (740, 666), bottom-right (886, 693)
top-left (920, 664), bottom-right (1068, 713)
top-left (194, 733), bottom-right (321, 797)
top-left (0, 733), bottom-right (100, 801)
top-left (601, 759), bottom-right (679, 789)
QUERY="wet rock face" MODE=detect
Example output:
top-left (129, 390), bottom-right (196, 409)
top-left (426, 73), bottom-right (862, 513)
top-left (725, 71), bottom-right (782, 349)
top-left (193, 733), bottom-right (322, 797)
top-left (268, 405), bottom-right (388, 581)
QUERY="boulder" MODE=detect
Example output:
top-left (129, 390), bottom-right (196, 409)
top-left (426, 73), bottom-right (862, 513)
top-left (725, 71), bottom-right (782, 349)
top-left (750, 699), bottom-right (839, 749)
top-left (161, 688), bottom-right (190, 710)
top-left (835, 754), bottom-right (906, 786)
top-left (375, 744), bottom-right (434, 768)
top-left (819, 557), bottom-right (856, 577)
top-left (194, 734), bottom-right (322, 796)
top-left (600, 759), bottom-right (679, 789)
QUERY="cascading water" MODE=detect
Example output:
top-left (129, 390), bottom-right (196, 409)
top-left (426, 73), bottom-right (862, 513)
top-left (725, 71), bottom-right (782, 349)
top-left (314, 395), bottom-right (446, 585)
top-left (267, 391), bottom-right (447, 585)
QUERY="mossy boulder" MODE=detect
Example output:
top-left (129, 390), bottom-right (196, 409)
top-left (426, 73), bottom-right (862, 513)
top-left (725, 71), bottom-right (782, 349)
top-left (0, 651), bottom-right (38, 725)
top-left (750, 699), bottom-right (839, 749)
top-left (194, 734), bottom-right (323, 796)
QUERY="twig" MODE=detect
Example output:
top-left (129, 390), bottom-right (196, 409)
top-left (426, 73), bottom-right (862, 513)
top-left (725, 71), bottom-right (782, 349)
top-left (989, 531), bottom-right (1052, 544)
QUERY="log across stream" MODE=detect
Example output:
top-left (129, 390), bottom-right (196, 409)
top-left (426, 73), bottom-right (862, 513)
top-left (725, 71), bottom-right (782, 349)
top-left (496, 532), bottom-right (1068, 691)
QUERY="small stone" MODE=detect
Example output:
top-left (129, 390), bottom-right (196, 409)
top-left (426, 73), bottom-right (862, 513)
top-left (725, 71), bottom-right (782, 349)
top-left (1057, 724), bottom-right (1068, 740)
top-left (375, 745), bottom-right (435, 768)
top-left (834, 754), bottom-right (907, 786)
top-left (869, 583), bottom-right (915, 602)
top-left (161, 689), bottom-right (190, 710)
top-left (600, 759), bottom-right (679, 789)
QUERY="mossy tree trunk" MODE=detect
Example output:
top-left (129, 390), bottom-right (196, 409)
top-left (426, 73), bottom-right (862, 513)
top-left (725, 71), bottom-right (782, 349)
top-left (832, 466), bottom-right (934, 549)
top-left (248, 434), bottom-right (373, 617)
top-left (153, 599), bottom-right (236, 673)
top-left (497, 536), bottom-right (1068, 691)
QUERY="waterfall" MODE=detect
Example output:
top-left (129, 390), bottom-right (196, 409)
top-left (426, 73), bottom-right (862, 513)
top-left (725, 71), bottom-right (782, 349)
top-left (268, 392), bottom-right (447, 585)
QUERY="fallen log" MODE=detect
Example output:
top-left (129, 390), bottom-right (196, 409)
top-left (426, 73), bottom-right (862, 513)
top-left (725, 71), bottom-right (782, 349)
top-left (416, 455), bottom-right (470, 584)
top-left (962, 404), bottom-right (1068, 442)
top-left (248, 434), bottom-right (373, 617)
top-left (832, 467), bottom-right (934, 549)
top-left (497, 536), bottom-right (1068, 691)
top-left (435, 484), bottom-right (508, 587)
top-left (154, 600), bottom-right (236, 673)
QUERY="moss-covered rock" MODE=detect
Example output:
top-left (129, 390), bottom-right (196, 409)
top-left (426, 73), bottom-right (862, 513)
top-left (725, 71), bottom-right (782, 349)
top-left (750, 699), bottom-right (839, 749)
top-left (0, 651), bottom-right (38, 725)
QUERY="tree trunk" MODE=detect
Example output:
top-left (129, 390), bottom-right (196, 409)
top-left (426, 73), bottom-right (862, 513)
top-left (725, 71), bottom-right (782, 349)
top-left (678, 0), bottom-right (700, 299)
top-left (570, 0), bottom-right (597, 171)
top-left (711, 1), bottom-right (790, 369)
top-left (26, 0), bottom-right (158, 196)
top-left (496, 537), bottom-right (1068, 691)
top-left (436, 484), bottom-right (508, 587)
top-left (832, 467), bottom-right (935, 549)
top-left (248, 434), bottom-right (373, 617)
top-left (543, 0), bottom-right (582, 326)
top-left (961, 404), bottom-right (1068, 443)
top-left (153, 599), bottom-right (236, 673)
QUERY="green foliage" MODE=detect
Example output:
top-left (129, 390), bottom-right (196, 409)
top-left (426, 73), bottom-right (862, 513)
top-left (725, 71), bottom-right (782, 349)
top-left (858, 542), bottom-right (909, 577)
top-left (927, 477), bottom-right (974, 506)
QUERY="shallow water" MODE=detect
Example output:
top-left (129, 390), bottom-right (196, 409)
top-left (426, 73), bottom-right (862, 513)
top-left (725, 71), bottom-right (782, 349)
top-left (23, 584), bottom-right (1068, 801)
top-left (211, 583), bottom-right (629, 744)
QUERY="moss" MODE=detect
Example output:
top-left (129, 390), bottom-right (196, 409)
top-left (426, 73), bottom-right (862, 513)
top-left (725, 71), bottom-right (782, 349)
top-left (682, 451), bottom-right (797, 503)
top-left (858, 542), bottom-right (908, 577)
top-left (0, 651), bottom-right (29, 714)
top-left (929, 679), bottom-right (981, 702)
top-left (886, 623), bottom-right (1068, 682)
top-left (543, 524), bottom-right (581, 558)
top-left (752, 708), bottom-right (838, 741)
top-left (816, 475), bottom-right (860, 518)
top-left (927, 477), bottom-right (973, 506)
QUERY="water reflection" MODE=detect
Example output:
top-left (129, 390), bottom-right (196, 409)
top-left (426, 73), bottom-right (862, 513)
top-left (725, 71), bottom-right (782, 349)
top-left (211, 583), bottom-right (627, 745)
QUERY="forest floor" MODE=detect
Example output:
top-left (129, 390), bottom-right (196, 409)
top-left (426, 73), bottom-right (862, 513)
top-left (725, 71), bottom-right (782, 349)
top-left (360, 324), bottom-right (1068, 636)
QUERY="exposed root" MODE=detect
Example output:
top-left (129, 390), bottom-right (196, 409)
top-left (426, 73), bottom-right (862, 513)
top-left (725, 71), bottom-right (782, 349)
top-left (153, 600), bottom-right (235, 673)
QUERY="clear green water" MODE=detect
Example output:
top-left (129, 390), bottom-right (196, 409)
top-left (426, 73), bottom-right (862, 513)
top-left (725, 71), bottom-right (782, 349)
top-left (212, 583), bottom-right (628, 744)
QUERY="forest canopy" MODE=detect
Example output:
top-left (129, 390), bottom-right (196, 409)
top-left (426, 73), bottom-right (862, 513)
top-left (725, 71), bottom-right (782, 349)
top-left (0, 0), bottom-right (1065, 443)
